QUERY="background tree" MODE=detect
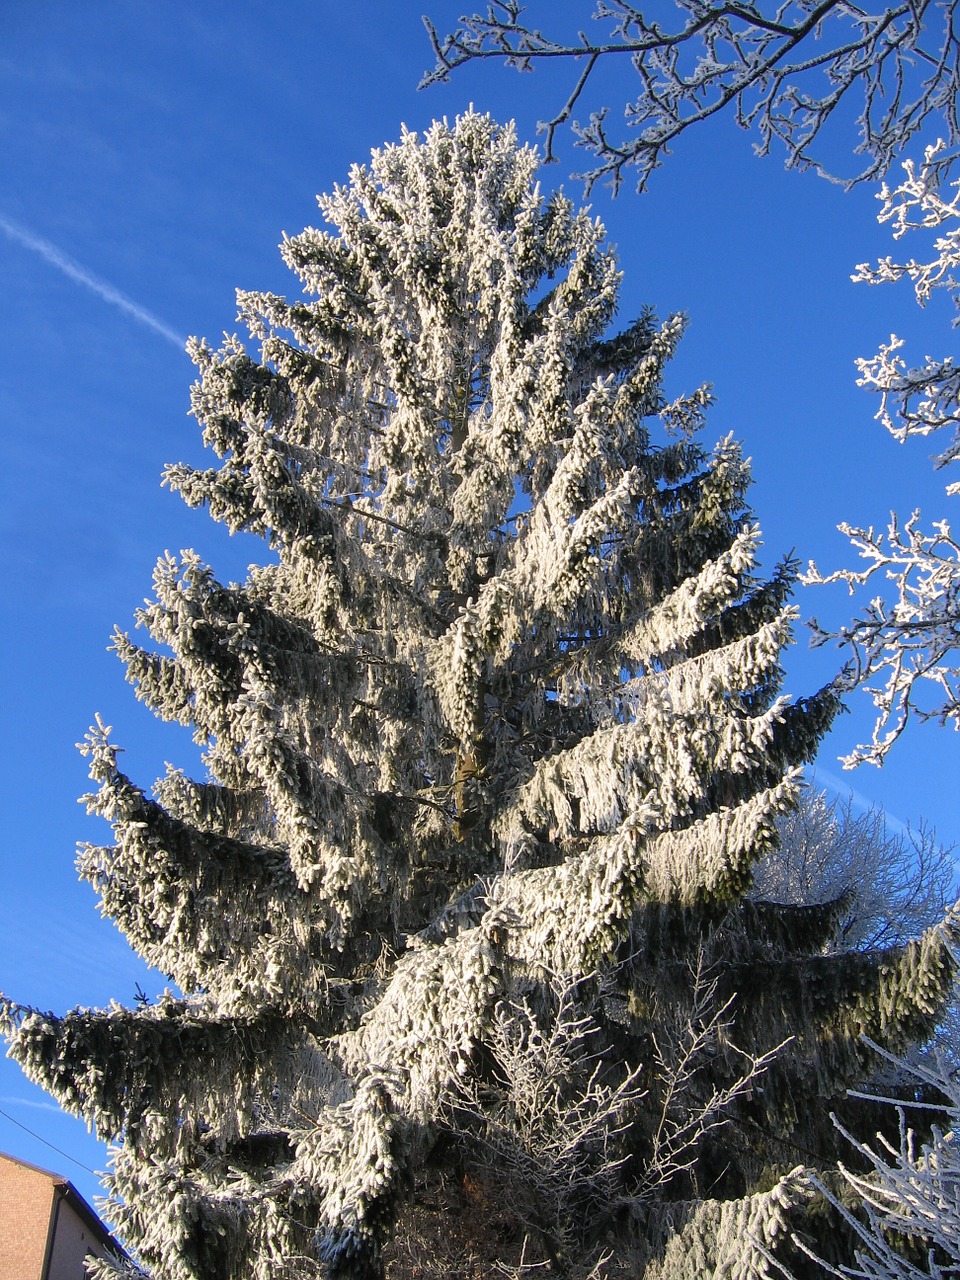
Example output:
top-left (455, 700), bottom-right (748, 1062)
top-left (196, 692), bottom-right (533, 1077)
top-left (758, 787), bottom-right (959, 1070)
top-left (421, 0), bottom-right (960, 193)
top-left (0, 114), bottom-right (956, 1280)
top-left (756, 788), bottom-right (958, 952)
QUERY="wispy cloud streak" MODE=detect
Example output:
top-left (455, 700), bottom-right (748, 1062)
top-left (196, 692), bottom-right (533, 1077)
top-left (0, 1096), bottom-right (63, 1115)
top-left (808, 764), bottom-right (909, 835)
top-left (0, 212), bottom-right (185, 350)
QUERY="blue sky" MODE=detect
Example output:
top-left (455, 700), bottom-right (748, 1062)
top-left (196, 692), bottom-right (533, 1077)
top-left (1, 2), bottom-right (957, 1211)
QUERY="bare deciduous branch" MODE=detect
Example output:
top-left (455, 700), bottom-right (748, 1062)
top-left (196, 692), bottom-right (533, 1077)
top-left (803, 142), bottom-right (960, 765)
top-left (421, 1), bottom-right (960, 192)
top-left (446, 975), bottom-right (648, 1270)
top-left (796, 1039), bottom-right (960, 1280)
top-left (446, 964), bottom-right (787, 1273)
top-left (638, 949), bottom-right (790, 1198)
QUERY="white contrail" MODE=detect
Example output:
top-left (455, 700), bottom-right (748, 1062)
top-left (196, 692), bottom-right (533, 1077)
top-left (808, 764), bottom-right (909, 835)
top-left (0, 1096), bottom-right (63, 1115)
top-left (0, 212), bottom-right (185, 350)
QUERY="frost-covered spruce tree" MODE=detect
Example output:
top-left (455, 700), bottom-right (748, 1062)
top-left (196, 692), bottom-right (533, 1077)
top-left (1, 114), bottom-right (957, 1280)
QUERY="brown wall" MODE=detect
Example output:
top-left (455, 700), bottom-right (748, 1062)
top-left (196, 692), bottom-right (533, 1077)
top-left (0, 1155), bottom-right (117, 1280)
top-left (0, 1156), bottom-right (54, 1280)
top-left (45, 1195), bottom-right (111, 1280)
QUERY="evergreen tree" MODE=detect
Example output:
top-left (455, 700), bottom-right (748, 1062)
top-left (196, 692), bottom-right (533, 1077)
top-left (1, 114), bottom-right (956, 1280)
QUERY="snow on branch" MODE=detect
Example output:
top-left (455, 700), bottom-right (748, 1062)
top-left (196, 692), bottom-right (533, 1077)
top-left (421, 1), bottom-right (960, 193)
top-left (795, 1039), bottom-right (960, 1280)
top-left (852, 140), bottom-right (960, 457)
top-left (803, 142), bottom-right (960, 765)
top-left (637, 950), bottom-right (791, 1200)
top-left (804, 511), bottom-right (960, 766)
top-left (445, 974), bottom-right (646, 1268)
